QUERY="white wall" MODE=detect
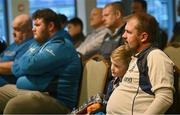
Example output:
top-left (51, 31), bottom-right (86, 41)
top-left (76, 0), bottom-right (96, 35)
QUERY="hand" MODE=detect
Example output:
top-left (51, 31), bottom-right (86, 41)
top-left (87, 102), bottom-right (101, 113)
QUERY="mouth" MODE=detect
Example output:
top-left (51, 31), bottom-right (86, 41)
top-left (124, 41), bottom-right (128, 45)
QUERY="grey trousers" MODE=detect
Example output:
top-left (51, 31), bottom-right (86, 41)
top-left (0, 84), bottom-right (70, 114)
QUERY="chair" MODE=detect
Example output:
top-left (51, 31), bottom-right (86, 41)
top-left (77, 54), bottom-right (109, 107)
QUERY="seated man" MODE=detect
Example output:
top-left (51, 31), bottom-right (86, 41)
top-left (76, 8), bottom-right (111, 60)
top-left (0, 8), bottom-right (82, 114)
top-left (107, 12), bottom-right (174, 114)
top-left (0, 14), bottom-right (33, 86)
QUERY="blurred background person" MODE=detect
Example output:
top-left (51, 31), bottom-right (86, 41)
top-left (77, 7), bottom-right (111, 60)
top-left (131, 0), bottom-right (147, 13)
top-left (100, 2), bottom-right (126, 62)
top-left (67, 17), bottom-right (85, 48)
top-left (57, 13), bottom-right (68, 29)
top-left (0, 14), bottom-right (33, 87)
top-left (170, 0), bottom-right (180, 43)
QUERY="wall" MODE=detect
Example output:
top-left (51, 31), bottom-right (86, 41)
top-left (7, 0), bottom-right (29, 43)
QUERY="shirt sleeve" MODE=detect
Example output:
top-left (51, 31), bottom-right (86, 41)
top-left (12, 41), bottom-right (73, 77)
top-left (145, 49), bottom-right (174, 113)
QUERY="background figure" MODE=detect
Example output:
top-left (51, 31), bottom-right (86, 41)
top-left (107, 13), bottom-right (174, 114)
top-left (77, 7), bottom-right (111, 60)
top-left (87, 45), bottom-right (132, 114)
top-left (0, 14), bottom-right (33, 87)
top-left (57, 13), bottom-right (68, 29)
top-left (131, 0), bottom-right (168, 50)
top-left (170, 0), bottom-right (180, 43)
top-left (67, 17), bottom-right (85, 48)
top-left (164, 23), bottom-right (180, 71)
top-left (0, 39), bottom-right (7, 54)
top-left (131, 0), bottom-right (147, 13)
top-left (1, 8), bottom-right (82, 114)
top-left (100, 2), bottom-right (126, 61)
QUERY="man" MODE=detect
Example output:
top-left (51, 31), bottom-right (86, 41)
top-left (107, 13), bottom-right (174, 114)
top-left (131, 0), bottom-right (168, 50)
top-left (100, 2), bottom-right (126, 61)
top-left (0, 14), bottom-right (33, 86)
top-left (57, 13), bottom-right (68, 29)
top-left (170, 0), bottom-right (180, 43)
top-left (131, 0), bottom-right (147, 13)
top-left (1, 8), bottom-right (82, 114)
top-left (77, 8), bottom-right (111, 60)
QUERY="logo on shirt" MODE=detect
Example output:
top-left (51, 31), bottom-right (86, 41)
top-left (123, 77), bottom-right (132, 83)
top-left (29, 48), bottom-right (36, 53)
top-left (45, 48), bottom-right (55, 56)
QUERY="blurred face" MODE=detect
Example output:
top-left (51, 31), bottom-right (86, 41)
top-left (67, 23), bottom-right (81, 37)
top-left (178, 2), bottom-right (180, 16)
top-left (32, 18), bottom-right (49, 43)
top-left (131, 2), bottom-right (145, 13)
top-left (122, 18), bottom-right (141, 52)
top-left (102, 6), bottom-right (117, 29)
top-left (89, 8), bottom-right (103, 28)
top-left (111, 58), bottom-right (128, 78)
top-left (12, 20), bottom-right (25, 44)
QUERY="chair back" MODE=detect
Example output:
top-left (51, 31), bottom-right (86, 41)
top-left (78, 54), bottom-right (109, 107)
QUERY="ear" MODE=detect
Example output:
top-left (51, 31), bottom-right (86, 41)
top-left (48, 22), bottom-right (55, 32)
top-left (140, 32), bottom-right (148, 42)
top-left (116, 10), bottom-right (122, 19)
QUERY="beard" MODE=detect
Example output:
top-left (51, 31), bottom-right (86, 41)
top-left (124, 41), bottom-right (136, 55)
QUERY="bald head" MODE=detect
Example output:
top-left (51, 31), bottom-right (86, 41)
top-left (13, 14), bottom-right (33, 44)
top-left (89, 8), bottom-right (104, 29)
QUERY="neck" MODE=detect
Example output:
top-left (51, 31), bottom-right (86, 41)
top-left (111, 20), bottom-right (125, 33)
top-left (137, 43), bottom-right (151, 53)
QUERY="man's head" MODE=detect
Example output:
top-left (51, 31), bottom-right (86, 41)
top-left (32, 8), bottom-right (60, 43)
top-left (89, 8), bottom-right (104, 29)
top-left (177, 0), bottom-right (180, 16)
top-left (102, 2), bottom-right (124, 32)
top-left (13, 14), bottom-right (33, 44)
top-left (122, 13), bottom-right (158, 53)
top-left (67, 17), bottom-right (83, 37)
top-left (57, 13), bottom-right (68, 29)
top-left (131, 0), bottom-right (147, 14)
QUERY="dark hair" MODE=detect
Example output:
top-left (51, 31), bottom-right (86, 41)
top-left (68, 17), bottom-right (83, 30)
top-left (133, 0), bottom-right (147, 12)
top-left (32, 8), bottom-right (61, 29)
top-left (57, 13), bottom-right (68, 25)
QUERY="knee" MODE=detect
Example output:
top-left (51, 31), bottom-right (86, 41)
top-left (4, 93), bottom-right (36, 114)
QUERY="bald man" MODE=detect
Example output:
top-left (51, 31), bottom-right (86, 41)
top-left (0, 14), bottom-right (34, 86)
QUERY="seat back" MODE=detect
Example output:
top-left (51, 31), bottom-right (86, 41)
top-left (78, 54), bottom-right (109, 107)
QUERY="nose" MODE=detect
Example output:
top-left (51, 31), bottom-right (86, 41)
top-left (111, 65), bottom-right (114, 73)
top-left (122, 31), bottom-right (126, 40)
top-left (32, 27), bottom-right (36, 33)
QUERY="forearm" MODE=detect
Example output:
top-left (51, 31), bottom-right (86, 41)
top-left (144, 88), bottom-right (173, 114)
top-left (0, 61), bottom-right (13, 75)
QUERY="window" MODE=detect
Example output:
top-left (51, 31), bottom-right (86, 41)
top-left (97, 0), bottom-right (121, 8)
top-left (0, 0), bottom-right (7, 41)
top-left (29, 0), bottom-right (75, 19)
top-left (146, 0), bottom-right (173, 38)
